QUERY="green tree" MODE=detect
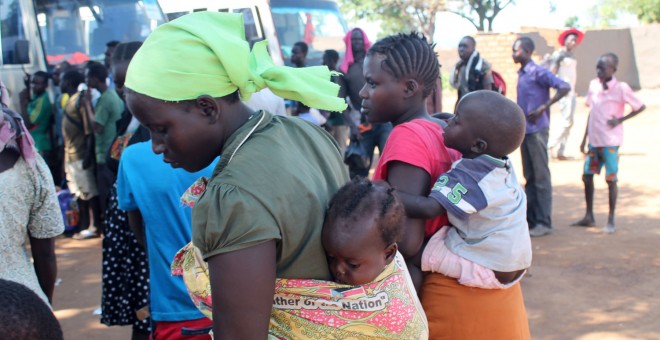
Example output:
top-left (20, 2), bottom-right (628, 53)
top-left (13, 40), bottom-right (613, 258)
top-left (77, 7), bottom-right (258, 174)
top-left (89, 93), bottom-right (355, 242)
top-left (338, 0), bottom-right (515, 41)
top-left (338, 0), bottom-right (444, 42)
top-left (564, 15), bottom-right (579, 28)
top-left (445, 0), bottom-right (515, 32)
top-left (590, 0), bottom-right (659, 27)
top-left (621, 0), bottom-right (660, 23)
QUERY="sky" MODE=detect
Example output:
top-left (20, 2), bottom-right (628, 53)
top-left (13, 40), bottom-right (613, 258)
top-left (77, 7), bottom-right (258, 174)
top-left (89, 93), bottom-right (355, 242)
top-left (357, 0), bottom-right (640, 48)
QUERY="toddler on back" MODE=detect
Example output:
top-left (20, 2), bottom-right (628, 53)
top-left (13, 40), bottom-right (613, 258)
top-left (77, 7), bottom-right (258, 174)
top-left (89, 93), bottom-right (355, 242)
top-left (397, 90), bottom-right (532, 288)
top-left (322, 177), bottom-right (405, 285)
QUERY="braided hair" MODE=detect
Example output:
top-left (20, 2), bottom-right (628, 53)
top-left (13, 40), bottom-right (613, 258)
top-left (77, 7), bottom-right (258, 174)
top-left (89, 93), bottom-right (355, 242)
top-left (326, 177), bottom-right (404, 246)
top-left (367, 32), bottom-right (439, 98)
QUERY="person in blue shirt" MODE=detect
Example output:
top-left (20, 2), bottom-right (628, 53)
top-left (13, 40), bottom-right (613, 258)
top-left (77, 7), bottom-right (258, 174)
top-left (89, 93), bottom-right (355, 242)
top-left (117, 140), bottom-right (218, 339)
top-left (512, 36), bottom-right (570, 237)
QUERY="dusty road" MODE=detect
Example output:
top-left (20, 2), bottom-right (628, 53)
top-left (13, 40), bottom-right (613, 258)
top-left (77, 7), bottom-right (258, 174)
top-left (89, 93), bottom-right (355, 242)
top-left (52, 89), bottom-right (660, 339)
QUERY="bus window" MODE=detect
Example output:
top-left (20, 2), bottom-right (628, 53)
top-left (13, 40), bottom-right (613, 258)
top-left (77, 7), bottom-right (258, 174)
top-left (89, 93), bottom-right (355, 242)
top-left (270, 4), bottom-right (346, 66)
top-left (36, 0), bottom-right (165, 66)
top-left (0, 0), bottom-right (27, 65)
top-left (233, 7), bottom-right (263, 46)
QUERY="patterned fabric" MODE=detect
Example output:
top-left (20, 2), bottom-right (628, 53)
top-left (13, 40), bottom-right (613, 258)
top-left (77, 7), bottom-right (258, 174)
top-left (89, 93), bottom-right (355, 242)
top-left (179, 177), bottom-right (208, 208)
top-left (584, 145), bottom-right (619, 181)
top-left (1, 109), bottom-right (37, 168)
top-left (0, 155), bottom-right (63, 305)
top-left (171, 244), bottom-right (428, 339)
top-left (101, 184), bottom-right (151, 332)
top-left (108, 131), bottom-right (135, 161)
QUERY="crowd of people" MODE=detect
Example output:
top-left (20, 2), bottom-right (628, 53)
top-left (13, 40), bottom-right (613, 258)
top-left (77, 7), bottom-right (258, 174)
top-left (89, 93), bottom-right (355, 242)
top-left (0, 11), bottom-right (648, 340)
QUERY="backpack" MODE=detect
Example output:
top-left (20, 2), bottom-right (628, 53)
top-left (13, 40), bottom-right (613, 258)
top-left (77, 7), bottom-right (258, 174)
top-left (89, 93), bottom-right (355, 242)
top-left (491, 70), bottom-right (506, 96)
top-left (467, 54), bottom-right (506, 96)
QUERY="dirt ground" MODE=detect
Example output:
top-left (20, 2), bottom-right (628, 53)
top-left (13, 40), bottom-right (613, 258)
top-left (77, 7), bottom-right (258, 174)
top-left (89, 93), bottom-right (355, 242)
top-left (52, 89), bottom-right (660, 339)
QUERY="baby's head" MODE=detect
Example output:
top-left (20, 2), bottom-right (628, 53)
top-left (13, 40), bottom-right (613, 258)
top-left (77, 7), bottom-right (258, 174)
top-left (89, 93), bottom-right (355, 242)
top-left (0, 279), bottom-right (63, 340)
top-left (444, 90), bottom-right (526, 159)
top-left (322, 177), bottom-right (404, 285)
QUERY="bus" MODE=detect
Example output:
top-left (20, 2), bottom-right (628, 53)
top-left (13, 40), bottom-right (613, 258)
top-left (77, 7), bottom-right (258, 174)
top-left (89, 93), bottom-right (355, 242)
top-left (159, 0), bottom-right (348, 67)
top-left (0, 0), bottom-right (166, 110)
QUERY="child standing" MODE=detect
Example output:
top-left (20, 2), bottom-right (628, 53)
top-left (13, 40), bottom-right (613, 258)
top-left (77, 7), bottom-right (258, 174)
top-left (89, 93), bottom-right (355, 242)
top-left (365, 32), bottom-right (530, 339)
top-left (395, 90), bottom-right (532, 288)
top-left (572, 53), bottom-right (646, 234)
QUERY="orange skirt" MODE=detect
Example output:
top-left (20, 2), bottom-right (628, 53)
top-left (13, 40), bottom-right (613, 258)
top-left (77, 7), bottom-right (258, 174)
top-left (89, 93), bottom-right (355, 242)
top-left (421, 273), bottom-right (530, 339)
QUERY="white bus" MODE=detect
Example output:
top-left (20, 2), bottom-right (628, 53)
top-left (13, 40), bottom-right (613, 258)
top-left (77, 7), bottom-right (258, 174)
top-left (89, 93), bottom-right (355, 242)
top-left (159, 0), bottom-right (348, 66)
top-left (0, 0), bottom-right (166, 110)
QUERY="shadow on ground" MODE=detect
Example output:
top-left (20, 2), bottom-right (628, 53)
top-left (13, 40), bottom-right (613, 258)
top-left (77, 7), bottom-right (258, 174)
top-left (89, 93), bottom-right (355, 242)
top-left (523, 182), bottom-right (660, 340)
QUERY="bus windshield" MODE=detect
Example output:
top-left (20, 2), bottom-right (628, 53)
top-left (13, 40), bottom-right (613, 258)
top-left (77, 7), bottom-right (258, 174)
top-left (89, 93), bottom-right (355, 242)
top-left (270, 1), bottom-right (347, 66)
top-left (35, 0), bottom-right (165, 66)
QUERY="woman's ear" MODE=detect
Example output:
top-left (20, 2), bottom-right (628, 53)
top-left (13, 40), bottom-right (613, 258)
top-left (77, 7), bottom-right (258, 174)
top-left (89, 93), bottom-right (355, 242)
top-left (471, 138), bottom-right (488, 154)
top-left (384, 243), bottom-right (398, 263)
top-left (403, 79), bottom-right (419, 98)
top-left (195, 95), bottom-right (220, 124)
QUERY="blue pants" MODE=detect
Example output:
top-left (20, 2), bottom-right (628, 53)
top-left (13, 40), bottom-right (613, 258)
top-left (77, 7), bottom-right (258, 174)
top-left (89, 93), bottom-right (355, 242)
top-left (348, 123), bottom-right (392, 178)
top-left (520, 129), bottom-right (552, 228)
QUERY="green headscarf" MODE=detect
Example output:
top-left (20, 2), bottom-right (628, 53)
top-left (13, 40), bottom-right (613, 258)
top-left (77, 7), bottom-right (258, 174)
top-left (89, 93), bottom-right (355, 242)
top-left (125, 12), bottom-right (347, 112)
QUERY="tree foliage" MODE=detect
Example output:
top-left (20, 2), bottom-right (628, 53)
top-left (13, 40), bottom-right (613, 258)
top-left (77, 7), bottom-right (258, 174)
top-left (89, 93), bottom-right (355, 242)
top-left (338, 0), bottom-right (514, 40)
top-left (338, 0), bottom-right (444, 42)
top-left (591, 0), bottom-right (659, 27)
top-left (445, 0), bottom-right (515, 32)
top-left (620, 0), bottom-right (660, 23)
top-left (564, 16), bottom-right (579, 28)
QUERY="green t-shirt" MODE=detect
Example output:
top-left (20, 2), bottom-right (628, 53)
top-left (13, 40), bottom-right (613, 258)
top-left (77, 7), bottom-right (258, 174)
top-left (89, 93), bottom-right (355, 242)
top-left (192, 111), bottom-right (349, 280)
top-left (27, 92), bottom-right (53, 152)
top-left (94, 89), bottom-right (124, 163)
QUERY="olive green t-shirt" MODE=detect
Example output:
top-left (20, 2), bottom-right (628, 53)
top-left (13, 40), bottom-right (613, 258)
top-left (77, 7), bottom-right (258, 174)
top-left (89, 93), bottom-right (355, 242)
top-left (192, 111), bottom-right (349, 280)
top-left (94, 89), bottom-right (124, 164)
top-left (27, 92), bottom-right (53, 152)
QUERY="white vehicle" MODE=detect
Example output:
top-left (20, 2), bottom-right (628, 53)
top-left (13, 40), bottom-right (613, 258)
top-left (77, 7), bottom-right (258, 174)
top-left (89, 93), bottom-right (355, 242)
top-left (0, 0), bottom-right (166, 110)
top-left (159, 0), bottom-right (348, 66)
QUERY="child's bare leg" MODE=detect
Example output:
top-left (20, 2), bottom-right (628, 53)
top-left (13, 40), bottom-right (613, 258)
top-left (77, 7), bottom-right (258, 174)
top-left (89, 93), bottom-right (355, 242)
top-left (406, 259), bottom-right (423, 294)
top-left (604, 180), bottom-right (617, 233)
top-left (493, 269), bottom-right (526, 285)
top-left (406, 243), bottom-right (426, 294)
top-left (572, 174), bottom-right (596, 226)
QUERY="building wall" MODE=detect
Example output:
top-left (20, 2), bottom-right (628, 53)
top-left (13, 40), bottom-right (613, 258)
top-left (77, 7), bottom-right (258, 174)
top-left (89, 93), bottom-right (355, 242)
top-left (474, 32), bottom-right (521, 101)
top-left (631, 24), bottom-right (660, 89)
top-left (436, 25), bottom-right (656, 107)
top-left (520, 26), bottom-right (641, 95)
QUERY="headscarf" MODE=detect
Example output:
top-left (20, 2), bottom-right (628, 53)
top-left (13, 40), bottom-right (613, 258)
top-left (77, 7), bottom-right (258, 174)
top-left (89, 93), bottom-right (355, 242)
top-left (339, 28), bottom-right (372, 74)
top-left (0, 108), bottom-right (37, 168)
top-left (126, 12), bottom-right (346, 112)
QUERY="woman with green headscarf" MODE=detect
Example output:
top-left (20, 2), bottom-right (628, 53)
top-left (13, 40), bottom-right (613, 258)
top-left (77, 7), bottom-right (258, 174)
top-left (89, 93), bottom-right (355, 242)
top-left (124, 12), bottom-right (349, 338)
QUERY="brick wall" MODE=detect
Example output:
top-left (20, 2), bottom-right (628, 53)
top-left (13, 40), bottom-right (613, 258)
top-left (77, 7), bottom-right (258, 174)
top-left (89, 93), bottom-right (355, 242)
top-left (474, 32), bottom-right (521, 100)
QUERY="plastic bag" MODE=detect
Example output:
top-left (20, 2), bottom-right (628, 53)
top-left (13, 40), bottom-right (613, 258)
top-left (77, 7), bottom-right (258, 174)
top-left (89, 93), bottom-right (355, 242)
top-left (344, 139), bottom-right (370, 170)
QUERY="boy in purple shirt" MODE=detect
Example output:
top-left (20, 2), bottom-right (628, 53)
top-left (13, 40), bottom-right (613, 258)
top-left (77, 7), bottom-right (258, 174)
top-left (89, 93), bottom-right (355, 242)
top-left (512, 36), bottom-right (570, 237)
top-left (572, 53), bottom-right (646, 234)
